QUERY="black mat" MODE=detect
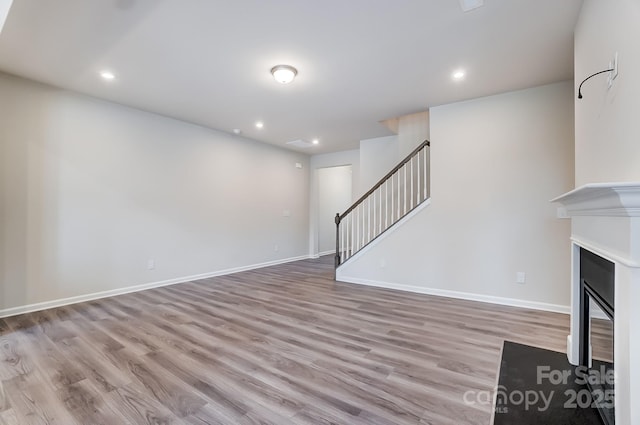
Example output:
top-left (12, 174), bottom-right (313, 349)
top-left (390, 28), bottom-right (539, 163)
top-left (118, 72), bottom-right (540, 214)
top-left (493, 341), bottom-right (608, 425)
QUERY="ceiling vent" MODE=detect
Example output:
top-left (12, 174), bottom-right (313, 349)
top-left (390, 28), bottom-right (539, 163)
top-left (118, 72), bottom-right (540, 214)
top-left (458, 0), bottom-right (484, 12)
top-left (286, 139), bottom-right (313, 149)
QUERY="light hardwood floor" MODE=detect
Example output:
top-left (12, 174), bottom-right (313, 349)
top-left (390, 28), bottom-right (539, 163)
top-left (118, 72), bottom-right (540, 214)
top-left (0, 256), bottom-right (571, 425)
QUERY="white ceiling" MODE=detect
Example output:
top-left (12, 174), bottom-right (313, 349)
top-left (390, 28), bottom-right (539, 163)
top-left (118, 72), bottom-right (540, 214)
top-left (0, 0), bottom-right (583, 154)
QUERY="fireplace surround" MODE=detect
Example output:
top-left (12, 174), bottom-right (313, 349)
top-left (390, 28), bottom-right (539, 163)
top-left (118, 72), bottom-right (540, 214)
top-left (552, 182), bottom-right (640, 425)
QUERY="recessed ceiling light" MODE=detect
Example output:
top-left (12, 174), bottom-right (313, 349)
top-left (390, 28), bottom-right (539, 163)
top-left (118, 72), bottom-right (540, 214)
top-left (271, 65), bottom-right (298, 84)
top-left (232, 128), bottom-right (241, 135)
top-left (312, 139), bottom-right (319, 145)
top-left (255, 121), bottom-right (264, 129)
top-left (452, 70), bottom-right (466, 81)
top-left (100, 71), bottom-right (116, 81)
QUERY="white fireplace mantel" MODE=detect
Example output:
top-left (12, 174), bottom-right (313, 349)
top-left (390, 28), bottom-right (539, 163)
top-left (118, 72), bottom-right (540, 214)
top-left (552, 182), bottom-right (640, 425)
top-left (551, 182), bottom-right (640, 217)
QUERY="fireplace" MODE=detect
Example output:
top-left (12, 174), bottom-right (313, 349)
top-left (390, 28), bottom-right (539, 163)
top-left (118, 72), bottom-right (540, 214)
top-left (552, 182), bottom-right (640, 424)
top-left (579, 247), bottom-right (614, 425)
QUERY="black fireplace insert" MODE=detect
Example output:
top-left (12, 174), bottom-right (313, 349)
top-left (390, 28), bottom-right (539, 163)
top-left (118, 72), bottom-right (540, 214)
top-left (579, 247), bottom-right (615, 425)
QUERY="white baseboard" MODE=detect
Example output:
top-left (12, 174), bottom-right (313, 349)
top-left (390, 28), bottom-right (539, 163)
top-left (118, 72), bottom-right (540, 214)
top-left (0, 254), bottom-right (312, 319)
top-left (335, 275), bottom-right (571, 315)
top-left (309, 250), bottom-right (336, 259)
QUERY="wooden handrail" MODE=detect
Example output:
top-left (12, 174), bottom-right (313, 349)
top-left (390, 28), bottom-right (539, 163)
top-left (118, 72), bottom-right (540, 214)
top-left (338, 139), bottom-right (430, 221)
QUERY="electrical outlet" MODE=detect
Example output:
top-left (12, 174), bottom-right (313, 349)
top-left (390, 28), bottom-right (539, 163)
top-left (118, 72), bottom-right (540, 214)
top-left (147, 259), bottom-right (155, 270)
top-left (516, 272), bottom-right (526, 284)
top-left (274, 244), bottom-right (279, 252)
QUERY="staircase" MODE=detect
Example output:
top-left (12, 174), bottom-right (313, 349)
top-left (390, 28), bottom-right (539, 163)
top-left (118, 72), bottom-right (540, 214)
top-left (335, 140), bottom-right (430, 267)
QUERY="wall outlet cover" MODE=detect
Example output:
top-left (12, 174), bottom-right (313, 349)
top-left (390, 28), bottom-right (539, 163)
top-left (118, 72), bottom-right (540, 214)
top-left (556, 207), bottom-right (569, 219)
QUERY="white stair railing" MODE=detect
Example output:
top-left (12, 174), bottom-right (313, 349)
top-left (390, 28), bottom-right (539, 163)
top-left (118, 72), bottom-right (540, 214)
top-left (335, 140), bottom-right (430, 267)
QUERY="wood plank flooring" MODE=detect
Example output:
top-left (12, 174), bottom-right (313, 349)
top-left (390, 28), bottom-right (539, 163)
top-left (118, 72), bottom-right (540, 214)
top-left (0, 256), bottom-right (570, 425)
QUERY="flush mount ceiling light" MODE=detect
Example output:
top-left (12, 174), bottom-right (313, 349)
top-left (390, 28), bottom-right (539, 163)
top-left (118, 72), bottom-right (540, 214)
top-left (271, 65), bottom-right (298, 84)
top-left (312, 139), bottom-right (319, 145)
top-left (100, 70), bottom-right (116, 81)
top-left (255, 121), bottom-right (264, 129)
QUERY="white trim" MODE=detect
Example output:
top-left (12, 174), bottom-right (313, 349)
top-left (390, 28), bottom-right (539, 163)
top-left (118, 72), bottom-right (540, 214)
top-left (0, 254), bottom-right (311, 318)
top-left (571, 237), bottom-right (640, 268)
top-left (337, 198), bottom-right (431, 268)
top-left (551, 181), bottom-right (640, 217)
top-left (335, 275), bottom-right (570, 314)
top-left (309, 250), bottom-right (334, 259)
top-left (566, 335), bottom-right (576, 365)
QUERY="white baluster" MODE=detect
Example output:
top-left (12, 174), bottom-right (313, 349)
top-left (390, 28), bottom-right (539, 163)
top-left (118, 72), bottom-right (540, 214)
top-left (397, 170), bottom-right (401, 219)
top-left (410, 157), bottom-right (414, 210)
top-left (341, 215), bottom-right (344, 262)
top-left (344, 215), bottom-right (348, 260)
top-left (367, 197), bottom-right (371, 243)
top-left (379, 187), bottom-right (382, 234)
top-left (372, 189), bottom-right (376, 238)
top-left (404, 164), bottom-right (407, 215)
top-left (385, 180), bottom-right (389, 229)
top-left (416, 155), bottom-right (420, 204)
top-left (373, 190), bottom-right (376, 238)
top-left (358, 206), bottom-right (362, 251)
top-left (359, 201), bottom-right (366, 249)
top-left (423, 147), bottom-right (428, 200)
top-left (353, 213), bottom-right (356, 255)
top-left (355, 208), bottom-right (359, 252)
top-left (350, 212), bottom-right (354, 258)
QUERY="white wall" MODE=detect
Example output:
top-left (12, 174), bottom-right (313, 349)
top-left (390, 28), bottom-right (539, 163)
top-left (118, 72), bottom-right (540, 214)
top-left (317, 166), bottom-right (352, 254)
top-left (359, 135), bottom-right (398, 194)
top-left (0, 72), bottom-right (310, 313)
top-left (338, 82), bottom-right (575, 309)
top-left (398, 111), bottom-right (430, 158)
top-left (358, 111), bottom-right (430, 195)
top-left (574, 0), bottom-right (640, 186)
